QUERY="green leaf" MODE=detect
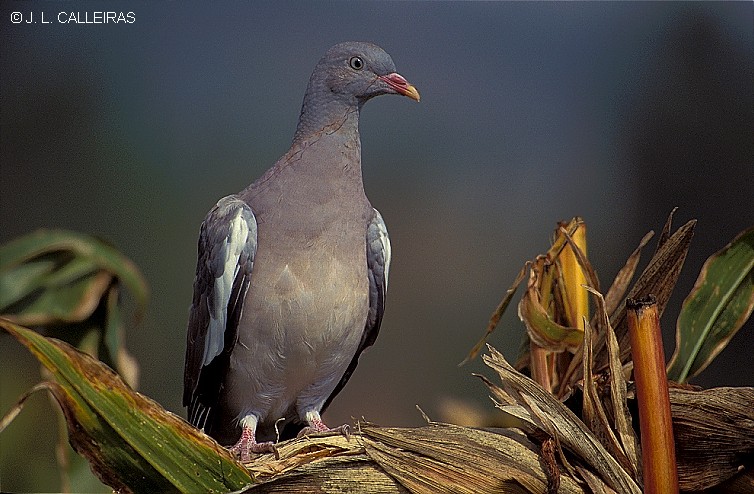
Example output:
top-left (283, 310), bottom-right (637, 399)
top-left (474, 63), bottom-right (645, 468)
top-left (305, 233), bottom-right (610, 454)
top-left (0, 256), bottom-right (59, 308)
top-left (1, 319), bottom-right (253, 493)
top-left (518, 257), bottom-right (584, 353)
top-left (519, 286), bottom-right (584, 352)
top-left (102, 284), bottom-right (139, 387)
top-left (667, 226), bottom-right (754, 383)
top-left (7, 271), bottom-right (113, 326)
top-left (0, 229), bottom-right (148, 323)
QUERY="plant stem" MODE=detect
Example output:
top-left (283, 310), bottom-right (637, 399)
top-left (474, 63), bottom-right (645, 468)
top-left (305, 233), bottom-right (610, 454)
top-left (627, 296), bottom-right (678, 494)
top-left (530, 341), bottom-right (552, 392)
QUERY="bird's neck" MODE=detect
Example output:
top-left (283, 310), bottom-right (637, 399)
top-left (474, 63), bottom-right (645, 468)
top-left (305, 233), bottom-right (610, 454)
top-left (286, 111), bottom-right (365, 190)
top-left (292, 85), bottom-right (361, 145)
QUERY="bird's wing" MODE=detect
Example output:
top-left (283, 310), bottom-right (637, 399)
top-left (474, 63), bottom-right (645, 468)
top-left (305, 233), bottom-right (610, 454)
top-left (321, 208), bottom-right (391, 413)
top-left (183, 195), bottom-right (257, 429)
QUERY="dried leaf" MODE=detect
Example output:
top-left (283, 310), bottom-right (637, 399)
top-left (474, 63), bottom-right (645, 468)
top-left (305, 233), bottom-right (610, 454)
top-left (247, 442), bottom-right (352, 478)
top-left (602, 231), bottom-right (654, 319)
top-left (565, 218), bottom-right (695, 384)
top-left (540, 438), bottom-right (560, 494)
top-left (242, 433), bottom-right (401, 493)
top-left (654, 207), bottom-right (679, 256)
top-left (586, 286), bottom-right (642, 480)
top-left (576, 466), bottom-right (619, 494)
top-left (670, 386), bottom-right (754, 491)
top-left (581, 318), bottom-right (631, 472)
top-left (483, 347), bottom-right (641, 494)
top-left (0, 382), bottom-right (52, 434)
top-left (616, 219), bottom-right (696, 351)
top-left (462, 262), bottom-right (528, 365)
top-left (235, 379), bottom-right (753, 493)
top-left (362, 424), bottom-right (582, 494)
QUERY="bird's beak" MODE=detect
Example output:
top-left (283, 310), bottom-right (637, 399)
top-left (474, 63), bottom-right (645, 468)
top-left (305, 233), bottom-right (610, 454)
top-left (379, 73), bottom-right (421, 102)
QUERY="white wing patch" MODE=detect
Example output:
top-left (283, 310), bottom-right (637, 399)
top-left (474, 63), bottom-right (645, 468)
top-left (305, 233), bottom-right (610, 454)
top-left (203, 210), bottom-right (252, 366)
top-left (373, 209), bottom-right (391, 289)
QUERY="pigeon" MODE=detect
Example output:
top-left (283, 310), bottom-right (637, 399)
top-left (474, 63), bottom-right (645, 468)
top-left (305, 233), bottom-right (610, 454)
top-left (183, 41), bottom-right (419, 461)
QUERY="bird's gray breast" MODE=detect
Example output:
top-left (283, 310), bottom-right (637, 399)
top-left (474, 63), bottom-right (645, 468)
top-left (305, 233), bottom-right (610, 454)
top-left (226, 155), bottom-right (371, 423)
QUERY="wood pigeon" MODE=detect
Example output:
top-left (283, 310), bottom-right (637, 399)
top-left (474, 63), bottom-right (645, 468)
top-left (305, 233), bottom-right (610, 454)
top-left (183, 41), bottom-right (419, 461)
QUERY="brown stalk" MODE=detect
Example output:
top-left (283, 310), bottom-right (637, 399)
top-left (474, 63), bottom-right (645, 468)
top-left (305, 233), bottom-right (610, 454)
top-left (530, 341), bottom-right (552, 392)
top-left (627, 296), bottom-right (678, 494)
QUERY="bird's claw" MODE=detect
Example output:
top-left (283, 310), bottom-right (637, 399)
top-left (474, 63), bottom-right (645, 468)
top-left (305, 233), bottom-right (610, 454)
top-left (229, 438), bottom-right (279, 462)
top-left (334, 423), bottom-right (351, 441)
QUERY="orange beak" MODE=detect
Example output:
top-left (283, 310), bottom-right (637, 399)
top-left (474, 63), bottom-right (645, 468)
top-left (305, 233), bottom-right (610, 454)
top-left (379, 73), bottom-right (421, 102)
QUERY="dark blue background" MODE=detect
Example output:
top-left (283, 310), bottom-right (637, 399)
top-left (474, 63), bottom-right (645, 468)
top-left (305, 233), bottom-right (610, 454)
top-left (2, 2), bottom-right (752, 491)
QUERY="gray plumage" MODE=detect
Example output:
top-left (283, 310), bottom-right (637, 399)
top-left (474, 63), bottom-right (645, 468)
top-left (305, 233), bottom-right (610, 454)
top-left (183, 41), bottom-right (418, 459)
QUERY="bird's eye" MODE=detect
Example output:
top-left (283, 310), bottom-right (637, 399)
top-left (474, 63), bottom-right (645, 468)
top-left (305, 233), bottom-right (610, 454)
top-left (349, 56), bottom-right (364, 70)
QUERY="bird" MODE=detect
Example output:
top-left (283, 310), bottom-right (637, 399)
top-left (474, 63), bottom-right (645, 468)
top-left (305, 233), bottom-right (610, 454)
top-left (182, 41), bottom-right (419, 461)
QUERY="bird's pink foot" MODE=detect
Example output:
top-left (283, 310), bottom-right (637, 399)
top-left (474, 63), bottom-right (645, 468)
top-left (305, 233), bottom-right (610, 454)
top-left (228, 425), bottom-right (278, 462)
top-left (296, 413), bottom-right (351, 439)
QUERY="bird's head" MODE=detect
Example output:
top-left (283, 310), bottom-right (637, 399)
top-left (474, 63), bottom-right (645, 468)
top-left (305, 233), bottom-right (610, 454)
top-left (314, 41), bottom-right (420, 106)
top-left (294, 42), bottom-right (419, 143)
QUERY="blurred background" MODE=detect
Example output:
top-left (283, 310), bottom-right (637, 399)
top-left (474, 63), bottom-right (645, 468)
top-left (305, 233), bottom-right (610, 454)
top-left (1, 1), bottom-right (752, 491)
